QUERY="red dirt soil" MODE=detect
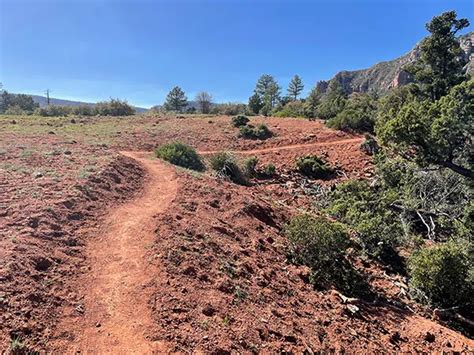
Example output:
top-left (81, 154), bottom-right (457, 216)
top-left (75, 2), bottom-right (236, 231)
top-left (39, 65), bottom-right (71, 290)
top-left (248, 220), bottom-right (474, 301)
top-left (51, 152), bottom-right (176, 353)
top-left (1, 115), bottom-right (472, 352)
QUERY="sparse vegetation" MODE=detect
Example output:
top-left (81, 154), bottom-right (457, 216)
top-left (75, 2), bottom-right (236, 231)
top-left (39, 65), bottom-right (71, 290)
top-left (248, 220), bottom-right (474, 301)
top-left (295, 155), bottom-right (334, 179)
top-left (243, 156), bottom-right (258, 178)
top-left (94, 99), bottom-right (135, 116)
top-left (209, 151), bottom-right (247, 185)
top-left (155, 142), bottom-right (205, 171)
top-left (262, 163), bottom-right (276, 177)
top-left (164, 86), bottom-right (188, 113)
top-left (231, 115), bottom-right (250, 127)
top-left (285, 214), bottom-right (369, 296)
top-left (35, 99), bottom-right (135, 117)
top-left (327, 93), bottom-right (377, 132)
top-left (408, 241), bottom-right (472, 307)
top-left (238, 123), bottom-right (272, 140)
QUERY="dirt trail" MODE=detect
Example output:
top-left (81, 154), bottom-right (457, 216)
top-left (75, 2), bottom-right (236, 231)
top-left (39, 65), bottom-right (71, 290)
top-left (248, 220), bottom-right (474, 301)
top-left (64, 151), bottom-right (177, 354)
top-left (198, 137), bottom-right (364, 155)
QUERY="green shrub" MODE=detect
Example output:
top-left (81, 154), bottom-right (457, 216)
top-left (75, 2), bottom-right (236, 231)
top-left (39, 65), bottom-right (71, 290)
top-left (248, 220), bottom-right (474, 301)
top-left (285, 215), bottom-right (369, 296)
top-left (36, 105), bottom-right (71, 117)
top-left (243, 156), bottom-right (258, 178)
top-left (325, 180), bottom-right (401, 262)
top-left (209, 152), bottom-right (247, 185)
top-left (408, 241), bottom-right (472, 307)
top-left (4, 105), bottom-right (27, 115)
top-left (73, 104), bottom-right (95, 116)
top-left (95, 99), bottom-right (135, 116)
top-left (232, 115), bottom-right (250, 127)
top-left (360, 134), bottom-right (380, 155)
top-left (155, 142), bottom-right (205, 171)
top-left (239, 124), bottom-right (272, 140)
top-left (326, 93), bottom-right (377, 133)
top-left (295, 155), bottom-right (334, 179)
top-left (262, 163), bottom-right (276, 177)
top-left (274, 100), bottom-right (305, 118)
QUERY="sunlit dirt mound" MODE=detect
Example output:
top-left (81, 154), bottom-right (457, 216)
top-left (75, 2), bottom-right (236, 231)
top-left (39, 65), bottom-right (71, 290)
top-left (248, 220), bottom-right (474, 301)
top-left (0, 155), bottom-right (144, 350)
top-left (148, 170), bottom-right (473, 353)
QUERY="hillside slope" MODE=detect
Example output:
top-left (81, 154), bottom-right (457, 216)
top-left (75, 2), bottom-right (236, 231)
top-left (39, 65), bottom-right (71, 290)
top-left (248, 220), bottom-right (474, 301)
top-left (322, 31), bottom-right (473, 95)
top-left (28, 94), bottom-right (148, 113)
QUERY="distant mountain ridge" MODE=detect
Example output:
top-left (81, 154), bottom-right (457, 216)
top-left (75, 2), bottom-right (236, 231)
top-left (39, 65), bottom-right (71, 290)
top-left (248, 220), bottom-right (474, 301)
top-left (321, 31), bottom-right (473, 95)
top-left (28, 94), bottom-right (148, 113)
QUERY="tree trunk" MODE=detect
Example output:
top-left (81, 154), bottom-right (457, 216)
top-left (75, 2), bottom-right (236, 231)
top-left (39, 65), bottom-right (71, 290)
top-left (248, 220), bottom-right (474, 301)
top-left (441, 161), bottom-right (473, 179)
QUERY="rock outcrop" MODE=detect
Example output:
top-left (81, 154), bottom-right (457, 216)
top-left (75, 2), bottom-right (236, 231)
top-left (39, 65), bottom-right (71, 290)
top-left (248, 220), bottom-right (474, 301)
top-left (320, 32), bottom-right (473, 95)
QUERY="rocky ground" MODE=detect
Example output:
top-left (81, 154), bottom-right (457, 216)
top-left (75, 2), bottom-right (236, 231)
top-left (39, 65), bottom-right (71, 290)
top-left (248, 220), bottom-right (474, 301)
top-left (0, 114), bottom-right (472, 352)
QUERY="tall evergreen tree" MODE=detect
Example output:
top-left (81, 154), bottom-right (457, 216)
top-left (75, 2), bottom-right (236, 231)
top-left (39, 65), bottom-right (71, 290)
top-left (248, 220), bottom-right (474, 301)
top-left (405, 11), bottom-right (470, 101)
top-left (288, 75), bottom-right (304, 100)
top-left (248, 92), bottom-right (262, 114)
top-left (164, 86), bottom-right (188, 112)
top-left (254, 74), bottom-right (281, 109)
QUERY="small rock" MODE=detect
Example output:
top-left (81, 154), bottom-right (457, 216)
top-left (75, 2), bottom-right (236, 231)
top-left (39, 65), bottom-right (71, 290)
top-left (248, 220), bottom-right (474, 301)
top-left (70, 119), bottom-right (76, 124)
top-left (424, 332), bottom-right (435, 343)
top-left (202, 304), bottom-right (216, 317)
top-left (96, 322), bottom-right (101, 327)
top-left (34, 172), bottom-right (43, 178)
top-left (48, 131), bottom-right (55, 135)
top-left (390, 331), bottom-right (401, 344)
top-left (64, 150), bottom-right (72, 155)
top-left (11, 120), bottom-right (17, 124)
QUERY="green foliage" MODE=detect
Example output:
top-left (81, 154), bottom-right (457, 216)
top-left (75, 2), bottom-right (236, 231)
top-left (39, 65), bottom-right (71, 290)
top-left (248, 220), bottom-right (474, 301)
top-left (0, 91), bottom-right (39, 113)
top-left (404, 11), bottom-right (470, 101)
top-left (248, 93), bottom-right (262, 114)
top-left (155, 142), bottom-right (204, 171)
top-left (73, 104), bottom-right (95, 116)
top-left (274, 100), bottom-right (305, 118)
top-left (408, 241), bottom-right (472, 307)
top-left (287, 74), bottom-right (304, 100)
top-left (315, 81), bottom-right (347, 120)
top-left (360, 134), bottom-right (379, 155)
top-left (209, 152), bottom-right (247, 185)
top-left (231, 115), bottom-right (249, 127)
top-left (36, 105), bottom-right (71, 117)
top-left (285, 215), bottom-right (369, 296)
top-left (262, 163), bottom-right (276, 177)
top-left (327, 93), bottom-right (377, 133)
top-left (95, 99), bottom-right (135, 116)
top-left (304, 84), bottom-right (323, 119)
top-left (251, 74), bottom-right (281, 115)
top-left (243, 156), bottom-right (258, 178)
top-left (211, 102), bottom-right (247, 116)
top-left (164, 86), bottom-right (188, 112)
top-left (377, 80), bottom-right (473, 178)
top-left (238, 123), bottom-right (272, 140)
top-left (295, 155), bottom-right (334, 179)
top-left (4, 105), bottom-right (28, 115)
top-left (325, 180), bottom-right (401, 261)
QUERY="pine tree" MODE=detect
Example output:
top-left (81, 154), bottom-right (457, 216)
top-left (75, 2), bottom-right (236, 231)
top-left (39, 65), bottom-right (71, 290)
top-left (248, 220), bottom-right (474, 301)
top-left (405, 11), bottom-right (469, 101)
top-left (248, 92), bottom-right (262, 114)
top-left (288, 75), bottom-right (304, 100)
top-left (164, 86), bottom-right (188, 112)
top-left (254, 74), bottom-right (281, 110)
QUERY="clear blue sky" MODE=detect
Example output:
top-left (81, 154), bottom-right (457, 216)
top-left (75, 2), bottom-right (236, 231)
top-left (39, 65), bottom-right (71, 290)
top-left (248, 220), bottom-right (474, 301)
top-left (0, 0), bottom-right (472, 108)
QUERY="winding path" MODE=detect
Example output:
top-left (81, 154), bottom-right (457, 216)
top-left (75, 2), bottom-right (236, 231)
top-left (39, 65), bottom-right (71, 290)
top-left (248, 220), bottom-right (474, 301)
top-left (65, 151), bottom-right (177, 354)
top-left (60, 138), bottom-right (361, 352)
top-left (198, 137), bottom-right (363, 155)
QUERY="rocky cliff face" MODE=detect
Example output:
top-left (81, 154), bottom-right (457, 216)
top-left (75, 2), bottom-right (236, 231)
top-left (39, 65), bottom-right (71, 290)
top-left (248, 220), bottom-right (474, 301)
top-left (321, 31), bottom-right (473, 95)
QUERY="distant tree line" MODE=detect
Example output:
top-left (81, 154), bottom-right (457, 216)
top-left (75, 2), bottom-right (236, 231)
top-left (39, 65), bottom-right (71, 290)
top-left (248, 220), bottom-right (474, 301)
top-left (0, 89), bottom-right (135, 117)
top-left (0, 89), bottom-right (39, 114)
